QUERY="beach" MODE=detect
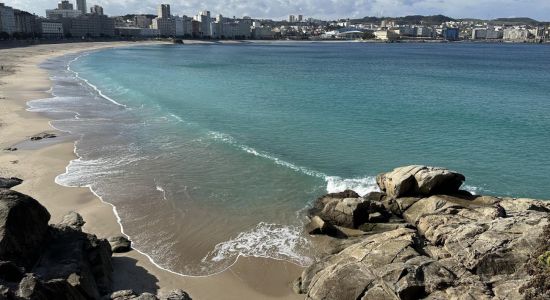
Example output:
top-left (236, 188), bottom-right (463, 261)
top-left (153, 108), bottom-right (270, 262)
top-left (0, 41), bottom-right (303, 299)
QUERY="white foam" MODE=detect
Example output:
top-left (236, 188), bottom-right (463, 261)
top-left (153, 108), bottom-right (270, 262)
top-left (325, 176), bottom-right (380, 196)
top-left (462, 184), bottom-right (492, 195)
top-left (156, 185), bottom-right (168, 200)
top-left (67, 53), bottom-right (128, 108)
top-left (202, 222), bottom-right (312, 267)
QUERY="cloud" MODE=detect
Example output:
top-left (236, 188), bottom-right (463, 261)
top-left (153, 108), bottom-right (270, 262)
top-left (4, 0), bottom-right (550, 21)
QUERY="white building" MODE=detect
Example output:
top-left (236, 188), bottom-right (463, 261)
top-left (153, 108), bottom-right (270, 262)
top-left (0, 3), bottom-right (16, 34)
top-left (152, 17), bottom-right (175, 36)
top-left (46, 8), bottom-right (82, 19)
top-left (416, 26), bottom-right (434, 37)
top-left (472, 28), bottom-right (503, 39)
top-left (194, 11), bottom-right (212, 37)
top-left (374, 30), bottom-right (398, 41)
top-left (503, 28), bottom-right (530, 41)
top-left (41, 21), bottom-right (63, 37)
top-left (221, 21), bottom-right (250, 39)
top-left (158, 4), bottom-right (170, 19)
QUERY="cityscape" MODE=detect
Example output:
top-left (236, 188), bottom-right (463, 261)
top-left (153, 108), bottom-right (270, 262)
top-left (0, 0), bottom-right (549, 42)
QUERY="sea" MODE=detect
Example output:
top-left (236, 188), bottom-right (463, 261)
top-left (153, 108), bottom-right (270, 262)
top-left (29, 41), bottom-right (550, 276)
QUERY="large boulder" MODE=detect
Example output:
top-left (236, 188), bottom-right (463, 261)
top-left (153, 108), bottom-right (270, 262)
top-left (376, 166), bottom-right (465, 198)
top-left (33, 225), bottom-right (113, 299)
top-left (108, 235), bottom-right (132, 253)
top-left (311, 192), bottom-right (389, 229)
top-left (0, 189), bottom-right (50, 269)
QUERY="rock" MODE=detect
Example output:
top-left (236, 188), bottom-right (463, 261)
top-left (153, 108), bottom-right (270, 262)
top-left (136, 293), bottom-right (158, 300)
top-left (30, 132), bottom-right (57, 141)
top-left (305, 216), bottom-right (345, 238)
top-left (0, 189), bottom-right (50, 269)
top-left (59, 211), bottom-right (86, 230)
top-left (0, 177), bottom-right (22, 189)
top-left (313, 195), bottom-right (389, 229)
top-left (33, 226), bottom-right (113, 299)
top-left (0, 260), bottom-right (25, 282)
top-left (108, 289), bottom-right (136, 299)
top-left (376, 165), bottom-right (465, 198)
top-left (161, 289), bottom-right (192, 300)
top-left (3, 147), bottom-right (17, 151)
top-left (108, 235), bottom-right (132, 253)
top-left (299, 166), bottom-right (550, 300)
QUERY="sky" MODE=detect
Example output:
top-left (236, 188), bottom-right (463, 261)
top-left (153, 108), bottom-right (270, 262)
top-left (5, 0), bottom-right (550, 21)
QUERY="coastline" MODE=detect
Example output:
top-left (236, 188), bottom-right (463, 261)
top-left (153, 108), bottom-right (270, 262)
top-left (0, 42), bottom-right (302, 299)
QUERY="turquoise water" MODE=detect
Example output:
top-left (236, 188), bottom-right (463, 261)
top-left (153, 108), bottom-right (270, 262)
top-left (33, 42), bottom-right (550, 275)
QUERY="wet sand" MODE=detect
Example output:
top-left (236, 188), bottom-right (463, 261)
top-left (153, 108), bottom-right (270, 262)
top-left (0, 41), bottom-right (303, 299)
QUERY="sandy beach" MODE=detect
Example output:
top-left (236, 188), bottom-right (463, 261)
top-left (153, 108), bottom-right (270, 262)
top-left (0, 41), bottom-right (302, 299)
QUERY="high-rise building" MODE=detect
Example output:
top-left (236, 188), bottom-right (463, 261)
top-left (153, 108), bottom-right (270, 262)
top-left (0, 3), bottom-right (16, 34)
top-left (14, 9), bottom-right (36, 34)
top-left (58, 1), bottom-right (73, 10)
top-left (90, 5), bottom-right (103, 15)
top-left (158, 4), bottom-right (170, 19)
top-left (289, 15), bottom-right (296, 22)
top-left (48, 1), bottom-right (81, 19)
top-left (76, 0), bottom-right (87, 15)
top-left (298, 15), bottom-right (303, 22)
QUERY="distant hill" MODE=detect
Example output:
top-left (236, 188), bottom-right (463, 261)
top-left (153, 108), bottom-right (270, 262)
top-left (490, 17), bottom-right (541, 25)
top-left (351, 15), bottom-right (456, 26)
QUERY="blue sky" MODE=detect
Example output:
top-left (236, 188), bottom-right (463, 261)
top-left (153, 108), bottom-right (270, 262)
top-left (5, 0), bottom-right (550, 21)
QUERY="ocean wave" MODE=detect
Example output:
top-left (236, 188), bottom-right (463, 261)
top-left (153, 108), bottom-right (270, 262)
top-left (207, 131), bottom-right (381, 196)
top-left (66, 53), bottom-right (128, 108)
top-left (326, 176), bottom-right (380, 196)
top-left (462, 184), bottom-right (491, 195)
top-left (202, 222), bottom-right (313, 267)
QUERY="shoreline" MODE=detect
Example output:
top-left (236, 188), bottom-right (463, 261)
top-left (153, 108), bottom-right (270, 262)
top-left (0, 42), bottom-right (303, 299)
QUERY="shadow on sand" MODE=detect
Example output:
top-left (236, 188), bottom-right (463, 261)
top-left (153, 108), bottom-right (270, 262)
top-left (111, 256), bottom-right (160, 294)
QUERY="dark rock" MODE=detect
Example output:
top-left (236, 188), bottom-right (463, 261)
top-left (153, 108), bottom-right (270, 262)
top-left (0, 189), bottom-right (50, 269)
top-left (108, 236), bottom-right (132, 253)
top-left (3, 147), bottom-right (17, 152)
top-left (0, 261), bottom-right (25, 282)
top-left (376, 165), bottom-right (465, 198)
top-left (0, 178), bottom-right (22, 189)
top-left (368, 212), bottom-right (388, 223)
top-left (30, 133), bottom-right (57, 141)
top-left (16, 274), bottom-right (86, 299)
top-left (33, 226), bottom-right (113, 299)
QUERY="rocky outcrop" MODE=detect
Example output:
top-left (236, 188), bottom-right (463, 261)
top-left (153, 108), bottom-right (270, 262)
top-left (0, 177), bottom-right (22, 189)
top-left (0, 188), bottom-right (192, 300)
top-left (298, 166), bottom-right (550, 300)
top-left (0, 189), bottom-right (50, 269)
top-left (376, 165), bottom-right (465, 198)
top-left (108, 236), bottom-right (132, 253)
